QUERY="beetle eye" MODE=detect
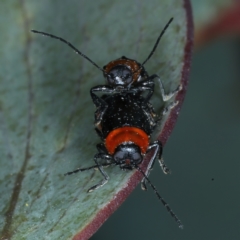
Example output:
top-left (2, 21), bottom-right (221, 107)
top-left (132, 152), bottom-right (141, 161)
top-left (107, 73), bottom-right (115, 84)
top-left (123, 72), bottom-right (132, 84)
top-left (114, 151), bottom-right (124, 162)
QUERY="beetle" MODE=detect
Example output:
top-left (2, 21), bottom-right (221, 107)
top-left (31, 17), bottom-right (183, 228)
top-left (31, 18), bottom-right (180, 128)
top-left (66, 91), bottom-right (182, 228)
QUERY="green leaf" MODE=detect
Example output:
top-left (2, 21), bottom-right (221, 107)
top-left (0, 0), bottom-right (193, 239)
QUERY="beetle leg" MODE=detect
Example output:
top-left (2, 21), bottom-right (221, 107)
top-left (149, 74), bottom-right (182, 102)
top-left (90, 87), bottom-right (109, 129)
top-left (141, 140), bottom-right (170, 191)
top-left (162, 100), bottom-right (179, 115)
top-left (87, 153), bottom-right (112, 192)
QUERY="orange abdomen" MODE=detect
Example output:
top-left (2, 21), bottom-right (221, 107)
top-left (105, 126), bottom-right (149, 155)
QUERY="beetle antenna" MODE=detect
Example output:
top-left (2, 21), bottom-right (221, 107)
top-left (64, 162), bottom-right (114, 176)
top-left (135, 164), bottom-right (183, 229)
top-left (31, 30), bottom-right (105, 73)
top-left (141, 17), bottom-right (173, 66)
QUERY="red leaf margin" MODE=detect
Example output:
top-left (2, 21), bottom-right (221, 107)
top-left (73, 1), bottom-right (193, 239)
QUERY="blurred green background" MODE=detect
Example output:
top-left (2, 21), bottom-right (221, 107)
top-left (92, 37), bottom-right (240, 239)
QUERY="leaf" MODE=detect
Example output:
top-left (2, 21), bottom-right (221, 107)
top-left (0, 0), bottom-right (193, 239)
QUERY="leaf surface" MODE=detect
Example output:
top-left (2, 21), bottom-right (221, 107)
top-left (0, 0), bottom-right (193, 239)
